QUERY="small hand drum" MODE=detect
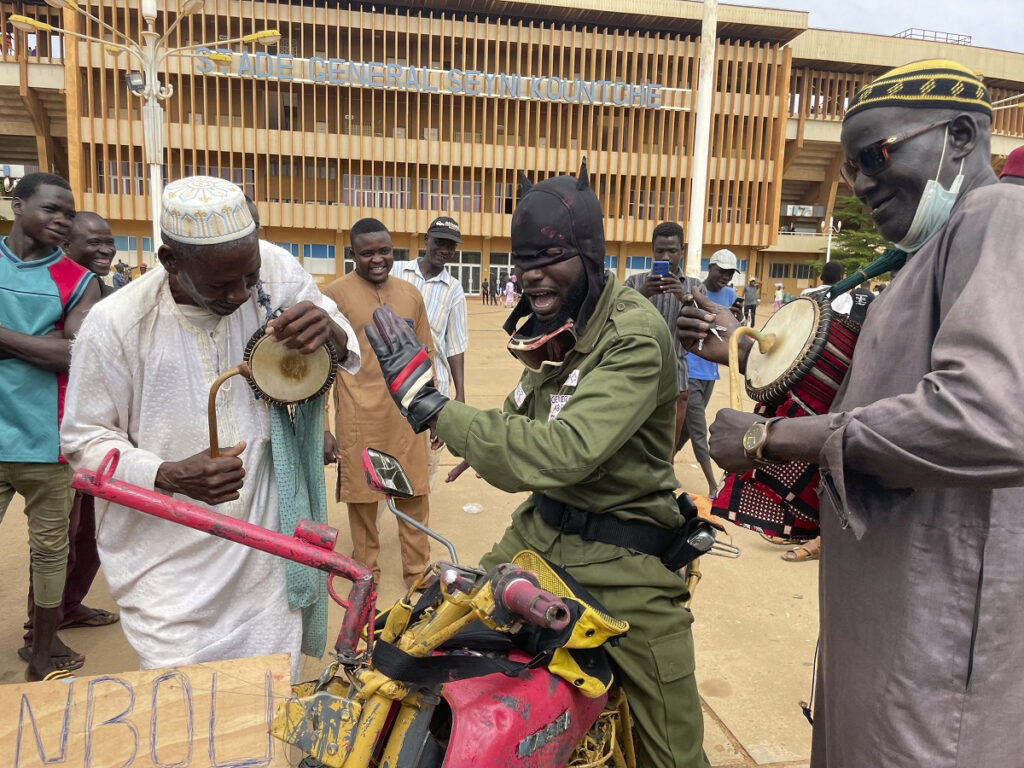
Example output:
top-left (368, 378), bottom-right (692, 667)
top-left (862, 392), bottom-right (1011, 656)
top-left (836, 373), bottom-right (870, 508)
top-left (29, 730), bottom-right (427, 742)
top-left (718, 292), bottom-right (860, 540)
top-left (208, 326), bottom-right (339, 457)
top-left (743, 294), bottom-right (857, 411)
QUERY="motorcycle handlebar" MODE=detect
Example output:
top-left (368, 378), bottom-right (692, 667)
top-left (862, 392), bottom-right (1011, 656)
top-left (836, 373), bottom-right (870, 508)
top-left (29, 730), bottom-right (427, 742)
top-left (500, 578), bottom-right (571, 631)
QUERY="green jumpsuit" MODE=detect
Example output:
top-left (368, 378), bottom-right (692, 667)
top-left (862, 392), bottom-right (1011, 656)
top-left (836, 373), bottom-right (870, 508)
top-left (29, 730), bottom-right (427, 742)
top-left (437, 276), bottom-right (710, 768)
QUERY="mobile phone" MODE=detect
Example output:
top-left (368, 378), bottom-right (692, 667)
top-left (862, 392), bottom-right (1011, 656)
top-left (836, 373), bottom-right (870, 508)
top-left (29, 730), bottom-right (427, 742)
top-left (652, 260), bottom-right (670, 277)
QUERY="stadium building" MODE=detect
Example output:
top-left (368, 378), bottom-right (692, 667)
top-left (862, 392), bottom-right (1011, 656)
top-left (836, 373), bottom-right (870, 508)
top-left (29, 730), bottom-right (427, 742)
top-left (3, 0), bottom-right (1022, 297)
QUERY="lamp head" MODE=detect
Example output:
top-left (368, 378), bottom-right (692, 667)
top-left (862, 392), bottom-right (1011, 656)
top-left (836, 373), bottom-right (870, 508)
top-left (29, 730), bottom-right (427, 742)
top-left (9, 14), bottom-right (51, 33)
top-left (124, 71), bottom-right (146, 95)
top-left (142, 0), bottom-right (158, 25)
top-left (243, 29), bottom-right (282, 47)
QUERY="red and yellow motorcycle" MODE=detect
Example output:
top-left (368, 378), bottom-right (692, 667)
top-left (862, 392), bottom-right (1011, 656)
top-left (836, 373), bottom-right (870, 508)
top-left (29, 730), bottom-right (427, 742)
top-left (73, 447), bottom-right (736, 767)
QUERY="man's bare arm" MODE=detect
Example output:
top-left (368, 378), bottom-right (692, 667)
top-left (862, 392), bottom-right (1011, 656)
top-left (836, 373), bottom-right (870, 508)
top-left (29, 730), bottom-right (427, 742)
top-left (0, 279), bottom-right (100, 372)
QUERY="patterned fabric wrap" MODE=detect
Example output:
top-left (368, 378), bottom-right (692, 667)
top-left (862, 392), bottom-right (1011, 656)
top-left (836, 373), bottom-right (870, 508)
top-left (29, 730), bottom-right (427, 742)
top-left (712, 317), bottom-right (860, 540)
top-left (270, 398), bottom-right (329, 657)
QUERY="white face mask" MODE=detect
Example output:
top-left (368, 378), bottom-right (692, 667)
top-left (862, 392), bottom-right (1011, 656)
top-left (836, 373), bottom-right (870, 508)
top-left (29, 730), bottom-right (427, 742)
top-left (895, 128), bottom-right (964, 253)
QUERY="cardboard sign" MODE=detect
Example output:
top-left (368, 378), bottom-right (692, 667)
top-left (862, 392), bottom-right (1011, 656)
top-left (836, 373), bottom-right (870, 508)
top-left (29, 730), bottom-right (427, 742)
top-left (0, 654), bottom-right (292, 767)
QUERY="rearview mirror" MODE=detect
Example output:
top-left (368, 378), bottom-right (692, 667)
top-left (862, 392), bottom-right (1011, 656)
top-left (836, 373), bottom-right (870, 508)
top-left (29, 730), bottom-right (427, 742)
top-left (361, 448), bottom-right (414, 499)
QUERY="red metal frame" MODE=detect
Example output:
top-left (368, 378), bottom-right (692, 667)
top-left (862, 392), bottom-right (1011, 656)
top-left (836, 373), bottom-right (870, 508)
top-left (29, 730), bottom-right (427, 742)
top-left (72, 449), bottom-right (376, 657)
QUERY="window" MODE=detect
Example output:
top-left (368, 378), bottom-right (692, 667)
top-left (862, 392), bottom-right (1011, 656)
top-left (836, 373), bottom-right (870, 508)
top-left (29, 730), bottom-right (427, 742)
top-left (488, 252), bottom-right (511, 288)
top-left (604, 256), bottom-right (619, 271)
top-left (419, 178), bottom-right (482, 212)
top-left (494, 182), bottom-right (515, 214)
top-left (769, 263), bottom-right (791, 279)
top-left (301, 243), bottom-right (337, 275)
top-left (343, 175), bottom-right (411, 208)
top-left (275, 242), bottom-right (300, 258)
top-left (793, 263), bottom-right (814, 279)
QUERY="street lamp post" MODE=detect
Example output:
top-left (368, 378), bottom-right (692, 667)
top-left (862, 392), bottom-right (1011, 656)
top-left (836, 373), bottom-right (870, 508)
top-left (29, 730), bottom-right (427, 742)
top-left (10, 2), bottom-right (279, 251)
top-left (822, 215), bottom-right (842, 263)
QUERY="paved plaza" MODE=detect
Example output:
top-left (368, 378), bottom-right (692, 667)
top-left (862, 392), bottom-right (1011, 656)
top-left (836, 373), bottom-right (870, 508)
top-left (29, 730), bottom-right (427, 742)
top-left (0, 298), bottom-right (816, 767)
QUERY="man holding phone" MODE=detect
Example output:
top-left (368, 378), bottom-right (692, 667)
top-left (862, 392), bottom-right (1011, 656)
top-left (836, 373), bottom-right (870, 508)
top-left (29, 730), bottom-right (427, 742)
top-left (678, 250), bottom-right (738, 496)
top-left (625, 222), bottom-right (704, 458)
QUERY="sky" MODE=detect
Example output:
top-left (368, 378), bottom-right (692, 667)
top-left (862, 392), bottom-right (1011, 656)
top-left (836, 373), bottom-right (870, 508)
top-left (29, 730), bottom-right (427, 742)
top-left (743, 0), bottom-right (1024, 54)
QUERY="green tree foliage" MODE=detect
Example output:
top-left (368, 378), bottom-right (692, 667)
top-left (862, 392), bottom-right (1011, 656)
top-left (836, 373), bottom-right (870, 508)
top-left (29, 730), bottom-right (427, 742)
top-left (810, 195), bottom-right (891, 278)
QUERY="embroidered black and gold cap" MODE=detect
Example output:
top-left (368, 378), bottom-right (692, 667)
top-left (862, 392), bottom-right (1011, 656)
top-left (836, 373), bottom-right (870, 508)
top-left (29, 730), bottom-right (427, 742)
top-left (846, 59), bottom-right (991, 120)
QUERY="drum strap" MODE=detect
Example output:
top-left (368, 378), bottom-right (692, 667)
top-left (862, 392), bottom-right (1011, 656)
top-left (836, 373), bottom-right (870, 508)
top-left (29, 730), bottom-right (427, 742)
top-left (533, 493), bottom-right (708, 572)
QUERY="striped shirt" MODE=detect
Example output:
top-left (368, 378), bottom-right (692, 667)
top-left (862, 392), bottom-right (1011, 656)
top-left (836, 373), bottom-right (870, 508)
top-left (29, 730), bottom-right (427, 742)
top-left (390, 260), bottom-right (469, 397)
top-left (624, 269), bottom-right (704, 392)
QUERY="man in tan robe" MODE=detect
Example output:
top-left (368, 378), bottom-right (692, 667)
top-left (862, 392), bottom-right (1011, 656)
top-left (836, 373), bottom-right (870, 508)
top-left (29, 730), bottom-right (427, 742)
top-left (681, 60), bottom-right (1024, 767)
top-left (323, 218), bottom-right (433, 587)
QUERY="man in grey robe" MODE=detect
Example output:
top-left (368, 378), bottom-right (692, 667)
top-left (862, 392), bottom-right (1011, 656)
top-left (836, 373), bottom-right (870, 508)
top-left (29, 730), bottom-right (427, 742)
top-left (679, 59), bottom-right (1024, 767)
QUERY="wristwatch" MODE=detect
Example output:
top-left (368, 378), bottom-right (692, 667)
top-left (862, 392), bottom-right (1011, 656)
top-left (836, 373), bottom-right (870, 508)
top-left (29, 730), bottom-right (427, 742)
top-left (742, 417), bottom-right (782, 462)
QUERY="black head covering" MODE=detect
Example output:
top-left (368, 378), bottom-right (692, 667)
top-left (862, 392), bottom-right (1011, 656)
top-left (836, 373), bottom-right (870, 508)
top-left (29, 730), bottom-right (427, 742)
top-left (503, 159), bottom-right (608, 338)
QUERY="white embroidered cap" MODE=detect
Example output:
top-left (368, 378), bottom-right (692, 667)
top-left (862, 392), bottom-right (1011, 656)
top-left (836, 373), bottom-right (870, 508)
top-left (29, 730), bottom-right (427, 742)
top-left (160, 176), bottom-right (256, 245)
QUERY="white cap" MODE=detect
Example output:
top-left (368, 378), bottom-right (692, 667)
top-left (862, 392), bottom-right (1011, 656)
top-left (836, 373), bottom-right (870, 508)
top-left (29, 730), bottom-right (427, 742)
top-left (708, 249), bottom-right (738, 271)
top-left (160, 176), bottom-right (256, 245)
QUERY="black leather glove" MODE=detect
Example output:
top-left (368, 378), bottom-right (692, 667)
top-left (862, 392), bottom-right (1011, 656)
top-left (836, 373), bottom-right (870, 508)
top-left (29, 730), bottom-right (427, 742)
top-left (365, 305), bottom-right (449, 434)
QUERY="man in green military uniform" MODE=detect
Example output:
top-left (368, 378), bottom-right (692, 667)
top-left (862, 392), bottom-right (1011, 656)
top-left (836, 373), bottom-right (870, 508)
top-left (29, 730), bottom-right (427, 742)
top-left (366, 163), bottom-right (709, 768)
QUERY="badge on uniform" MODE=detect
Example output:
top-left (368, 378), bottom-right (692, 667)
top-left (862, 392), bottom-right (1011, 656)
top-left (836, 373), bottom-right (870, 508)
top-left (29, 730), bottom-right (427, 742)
top-left (564, 369), bottom-right (580, 387)
top-left (549, 394), bottom-right (571, 421)
top-left (513, 382), bottom-right (527, 407)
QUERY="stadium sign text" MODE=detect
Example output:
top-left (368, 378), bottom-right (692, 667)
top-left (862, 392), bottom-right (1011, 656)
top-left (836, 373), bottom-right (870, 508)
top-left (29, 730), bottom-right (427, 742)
top-left (194, 50), bottom-right (668, 108)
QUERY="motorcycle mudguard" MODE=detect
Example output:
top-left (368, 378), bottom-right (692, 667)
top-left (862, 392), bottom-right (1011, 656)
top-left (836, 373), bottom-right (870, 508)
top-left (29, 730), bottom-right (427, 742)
top-left (441, 651), bottom-right (606, 767)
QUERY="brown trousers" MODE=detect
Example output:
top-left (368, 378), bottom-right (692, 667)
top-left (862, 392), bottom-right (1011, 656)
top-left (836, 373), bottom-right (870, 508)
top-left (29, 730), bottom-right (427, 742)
top-left (347, 494), bottom-right (430, 587)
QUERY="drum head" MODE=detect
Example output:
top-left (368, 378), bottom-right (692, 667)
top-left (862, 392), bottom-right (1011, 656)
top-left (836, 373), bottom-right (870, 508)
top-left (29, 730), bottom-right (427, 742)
top-left (746, 298), bottom-right (821, 395)
top-left (245, 331), bottom-right (337, 405)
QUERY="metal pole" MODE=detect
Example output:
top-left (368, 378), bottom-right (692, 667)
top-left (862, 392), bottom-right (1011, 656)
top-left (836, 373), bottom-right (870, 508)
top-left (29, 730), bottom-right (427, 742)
top-left (685, 0), bottom-right (718, 278)
top-left (140, 24), bottom-right (167, 253)
top-left (144, 100), bottom-right (164, 251)
top-left (824, 215), bottom-right (834, 263)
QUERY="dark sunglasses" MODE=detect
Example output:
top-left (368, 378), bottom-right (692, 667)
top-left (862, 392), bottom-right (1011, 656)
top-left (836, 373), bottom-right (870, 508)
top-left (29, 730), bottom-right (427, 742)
top-left (840, 120), bottom-right (950, 186)
top-left (507, 320), bottom-right (577, 372)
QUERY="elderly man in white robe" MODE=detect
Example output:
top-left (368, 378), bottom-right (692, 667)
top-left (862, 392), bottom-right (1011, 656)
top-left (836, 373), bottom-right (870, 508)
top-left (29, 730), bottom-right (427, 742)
top-left (62, 176), bottom-right (360, 677)
top-left (681, 60), bottom-right (1024, 767)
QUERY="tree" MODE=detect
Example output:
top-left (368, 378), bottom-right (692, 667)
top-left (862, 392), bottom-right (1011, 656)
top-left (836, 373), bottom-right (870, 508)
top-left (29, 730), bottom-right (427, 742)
top-left (809, 195), bottom-right (891, 279)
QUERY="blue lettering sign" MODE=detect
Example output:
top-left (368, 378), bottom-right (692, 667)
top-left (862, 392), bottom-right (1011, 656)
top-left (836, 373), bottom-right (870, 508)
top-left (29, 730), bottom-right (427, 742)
top-left (309, 56), bottom-right (326, 82)
top-left (189, 54), bottom-right (671, 108)
top-left (194, 48), bottom-right (214, 74)
top-left (278, 54), bottom-right (294, 81)
top-left (237, 52), bottom-right (254, 78)
top-left (447, 68), bottom-right (464, 94)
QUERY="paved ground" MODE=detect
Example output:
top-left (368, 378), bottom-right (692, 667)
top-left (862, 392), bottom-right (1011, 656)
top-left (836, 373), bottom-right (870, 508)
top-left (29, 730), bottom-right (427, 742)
top-left (0, 297), bottom-right (817, 766)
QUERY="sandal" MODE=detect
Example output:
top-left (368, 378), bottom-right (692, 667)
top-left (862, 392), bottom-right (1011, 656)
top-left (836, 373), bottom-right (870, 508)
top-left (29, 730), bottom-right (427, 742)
top-left (17, 645), bottom-right (86, 672)
top-left (759, 532), bottom-right (801, 546)
top-left (40, 669), bottom-right (76, 683)
top-left (782, 538), bottom-right (821, 563)
top-left (60, 606), bottom-right (119, 629)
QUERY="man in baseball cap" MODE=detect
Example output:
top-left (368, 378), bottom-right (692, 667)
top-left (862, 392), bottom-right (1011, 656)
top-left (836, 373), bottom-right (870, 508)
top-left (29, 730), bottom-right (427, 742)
top-left (390, 215), bottom-right (470, 485)
top-left (425, 216), bottom-right (462, 243)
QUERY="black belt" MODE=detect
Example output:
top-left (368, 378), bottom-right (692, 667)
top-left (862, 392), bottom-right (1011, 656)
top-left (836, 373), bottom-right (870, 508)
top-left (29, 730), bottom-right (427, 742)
top-left (532, 492), bottom-right (706, 572)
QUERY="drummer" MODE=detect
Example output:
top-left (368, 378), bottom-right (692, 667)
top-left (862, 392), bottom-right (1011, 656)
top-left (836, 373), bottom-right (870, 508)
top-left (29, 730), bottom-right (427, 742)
top-left (679, 60), bottom-right (1024, 766)
top-left (61, 176), bottom-right (361, 678)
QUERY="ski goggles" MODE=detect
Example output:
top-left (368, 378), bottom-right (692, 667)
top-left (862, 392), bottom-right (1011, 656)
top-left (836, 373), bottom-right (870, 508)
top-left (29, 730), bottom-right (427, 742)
top-left (507, 320), bottom-right (577, 372)
top-left (840, 120), bottom-right (949, 187)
